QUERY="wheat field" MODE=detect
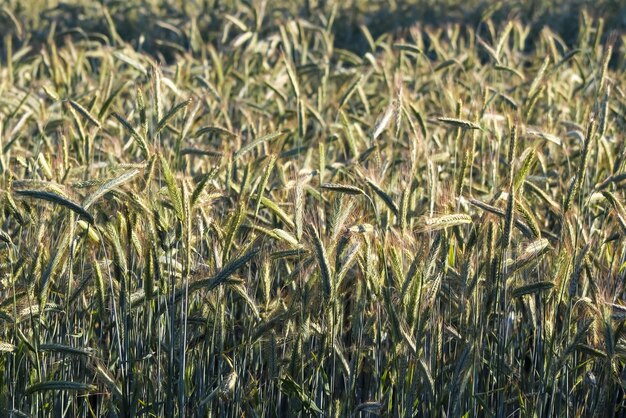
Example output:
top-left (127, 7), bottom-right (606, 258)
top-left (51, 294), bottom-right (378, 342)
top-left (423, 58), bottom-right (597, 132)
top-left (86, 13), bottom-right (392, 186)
top-left (0, 1), bottom-right (626, 416)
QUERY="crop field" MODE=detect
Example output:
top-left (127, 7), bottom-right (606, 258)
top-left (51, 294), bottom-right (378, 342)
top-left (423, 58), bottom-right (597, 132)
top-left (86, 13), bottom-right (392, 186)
top-left (0, 0), bottom-right (625, 417)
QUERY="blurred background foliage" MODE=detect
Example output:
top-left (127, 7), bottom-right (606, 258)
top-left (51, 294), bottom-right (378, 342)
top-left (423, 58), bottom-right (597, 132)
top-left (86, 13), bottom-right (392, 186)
top-left (2, 0), bottom-right (625, 61)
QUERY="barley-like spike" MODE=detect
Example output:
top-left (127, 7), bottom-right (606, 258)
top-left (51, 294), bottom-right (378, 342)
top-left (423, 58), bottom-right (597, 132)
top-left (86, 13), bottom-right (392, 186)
top-left (179, 148), bottom-right (223, 158)
top-left (155, 98), bottom-right (191, 135)
top-left (321, 183), bottom-right (364, 195)
top-left (365, 178), bottom-right (399, 215)
top-left (270, 248), bottom-right (307, 259)
top-left (254, 155), bottom-right (277, 217)
top-left (296, 97), bottom-right (307, 141)
top-left (524, 181), bottom-right (561, 214)
top-left (336, 240), bottom-right (361, 287)
top-left (98, 81), bottom-right (129, 120)
top-left (67, 104), bottom-right (87, 151)
top-left (238, 162), bottom-right (251, 202)
top-left (416, 214), bottom-right (472, 233)
top-left (73, 179), bottom-right (104, 189)
top-left (602, 191), bottom-right (626, 233)
top-left (141, 155), bottom-right (156, 192)
top-left (194, 125), bottom-right (238, 139)
top-left (83, 169), bottom-right (140, 209)
top-left (508, 123), bottom-right (518, 188)
top-left (526, 129), bottom-right (562, 145)
top-left (417, 358), bottom-right (435, 402)
top-left (598, 35), bottom-right (615, 95)
top-left (13, 180), bottom-right (68, 196)
top-left (493, 65), bottom-right (524, 81)
top-left (159, 155), bottom-right (184, 222)
top-left (514, 199), bottom-right (541, 238)
top-left (526, 56), bottom-right (550, 104)
top-left (136, 86), bottom-right (148, 139)
top-left (318, 141), bottom-right (326, 184)
top-left (561, 319), bottom-right (593, 360)
top-left (496, 21), bottom-right (514, 56)
top-left (39, 343), bottom-right (93, 356)
top-left (91, 361), bottom-right (123, 398)
top-left (507, 238), bottom-right (550, 273)
top-left (477, 35), bottom-right (500, 64)
top-left (283, 52), bottom-right (300, 98)
top-left (339, 74), bottom-right (363, 109)
top-left (426, 271), bottom-right (442, 309)
top-left (339, 110), bottom-right (358, 157)
top-left (566, 118), bottom-right (596, 212)
top-left (564, 176), bottom-right (579, 213)
top-left (69, 99), bottom-right (101, 128)
top-left (0, 341), bottom-right (16, 352)
top-left (372, 101), bottom-right (395, 140)
top-left (255, 195), bottom-right (295, 228)
top-left (311, 226), bottom-right (333, 300)
top-left (392, 43), bottom-right (424, 56)
top-left (111, 112), bottom-right (150, 157)
top-left (222, 203), bottom-right (245, 262)
top-left (455, 149), bottom-right (470, 197)
top-left (598, 86), bottom-right (610, 139)
top-left (502, 189), bottom-right (515, 250)
top-left (511, 281), bottom-right (554, 298)
top-left (112, 49), bottom-right (146, 73)
top-left (295, 180), bottom-right (304, 242)
top-left (183, 247), bottom-right (259, 298)
top-left (106, 222), bottom-right (128, 279)
top-left (26, 381), bottom-right (97, 395)
top-left (191, 166), bottom-right (220, 206)
top-left (234, 130), bottom-right (288, 160)
top-left (525, 85), bottom-right (545, 121)
top-left (437, 117), bottom-right (481, 130)
top-left (514, 148), bottom-right (537, 192)
top-left (608, 302), bottom-right (626, 321)
top-left (4, 190), bottom-right (26, 225)
top-left (0, 229), bottom-right (12, 244)
top-left (347, 223), bottom-right (374, 234)
top-left (454, 99), bottom-right (463, 151)
top-left (15, 189), bottom-right (94, 224)
top-left (577, 117), bottom-right (596, 181)
top-left (152, 65), bottom-right (162, 123)
top-left (568, 245), bottom-right (590, 298)
top-left (400, 187), bottom-right (409, 232)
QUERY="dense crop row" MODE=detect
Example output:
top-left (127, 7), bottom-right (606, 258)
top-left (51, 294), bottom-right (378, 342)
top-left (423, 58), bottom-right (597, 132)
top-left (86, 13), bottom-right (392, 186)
top-left (1, 1), bottom-right (625, 416)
